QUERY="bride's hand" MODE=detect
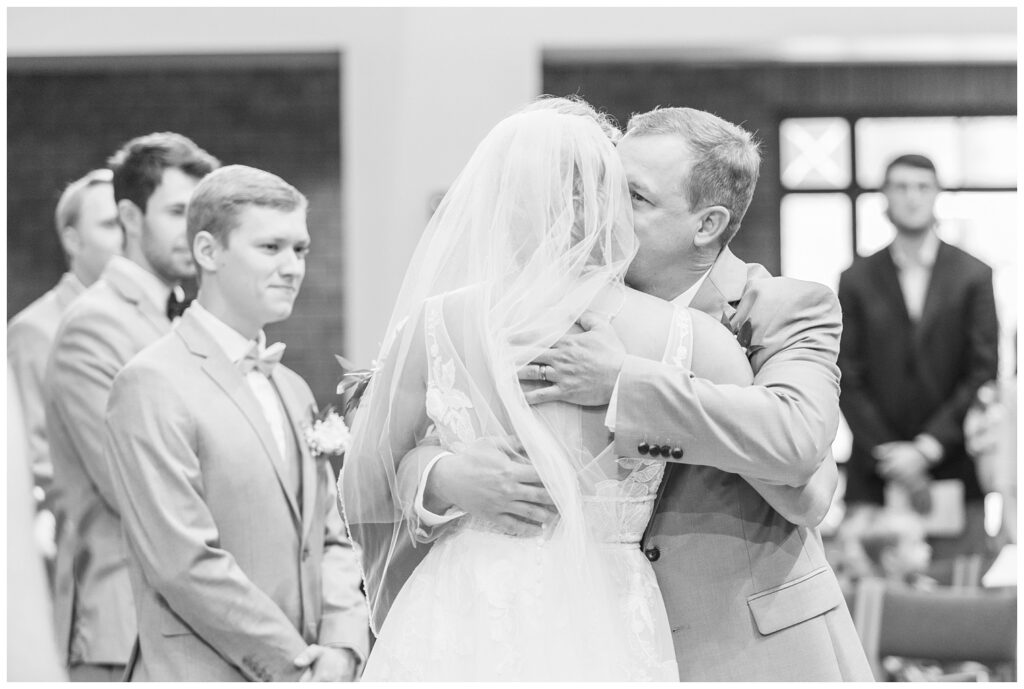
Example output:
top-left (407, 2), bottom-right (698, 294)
top-left (427, 436), bottom-right (558, 536)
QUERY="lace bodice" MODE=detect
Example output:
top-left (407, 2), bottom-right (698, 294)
top-left (423, 295), bottom-right (693, 545)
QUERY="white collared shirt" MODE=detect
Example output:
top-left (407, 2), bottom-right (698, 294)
top-left (889, 229), bottom-right (940, 323)
top-left (106, 255), bottom-right (184, 317)
top-left (190, 302), bottom-right (289, 463)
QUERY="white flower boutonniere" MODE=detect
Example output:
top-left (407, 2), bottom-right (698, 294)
top-left (305, 406), bottom-right (352, 458)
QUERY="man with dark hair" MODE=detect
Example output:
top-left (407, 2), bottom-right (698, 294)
top-left (106, 165), bottom-right (367, 681)
top-left (837, 153), bottom-right (998, 569)
top-left (46, 132), bottom-right (218, 680)
top-left (8, 169), bottom-right (122, 553)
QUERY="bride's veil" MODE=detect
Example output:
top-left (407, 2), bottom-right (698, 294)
top-left (341, 107), bottom-right (640, 672)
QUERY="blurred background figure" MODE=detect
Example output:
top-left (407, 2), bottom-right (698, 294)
top-left (45, 134), bottom-right (219, 681)
top-left (7, 169), bottom-right (122, 576)
top-left (8, 365), bottom-right (67, 681)
top-left (858, 510), bottom-right (936, 589)
top-left (836, 154), bottom-right (998, 583)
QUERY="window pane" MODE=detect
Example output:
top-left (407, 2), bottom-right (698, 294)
top-left (780, 193), bottom-right (852, 292)
top-left (856, 116), bottom-right (1018, 189)
top-left (961, 117), bottom-right (1017, 187)
top-left (855, 193), bottom-right (894, 256)
top-left (780, 118), bottom-right (851, 189)
top-left (856, 117), bottom-right (960, 188)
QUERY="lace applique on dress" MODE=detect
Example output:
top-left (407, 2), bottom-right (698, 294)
top-left (424, 298), bottom-right (477, 451)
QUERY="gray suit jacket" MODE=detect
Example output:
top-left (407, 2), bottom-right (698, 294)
top-left (45, 260), bottom-right (168, 665)
top-left (8, 272), bottom-right (85, 491)
top-left (617, 249), bottom-right (872, 681)
top-left (105, 309), bottom-right (369, 681)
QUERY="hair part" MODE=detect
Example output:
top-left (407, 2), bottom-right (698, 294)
top-left (107, 131), bottom-right (220, 212)
top-left (883, 153), bottom-right (939, 188)
top-left (626, 107), bottom-right (761, 245)
top-left (187, 164), bottom-right (307, 252)
top-left (54, 168), bottom-right (114, 236)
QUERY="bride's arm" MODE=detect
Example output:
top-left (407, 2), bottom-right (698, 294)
top-left (688, 308), bottom-right (838, 528)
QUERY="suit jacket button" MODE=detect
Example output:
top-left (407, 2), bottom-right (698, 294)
top-left (671, 447), bottom-right (684, 459)
top-left (302, 546), bottom-right (310, 562)
top-left (637, 442), bottom-right (650, 455)
top-left (648, 444), bottom-right (661, 458)
top-left (659, 445), bottom-right (672, 457)
top-left (645, 547), bottom-right (660, 562)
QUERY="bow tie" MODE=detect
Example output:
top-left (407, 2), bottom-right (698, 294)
top-left (238, 341), bottom-right (286, 377)
top-left (166, 291), bottom-right (192, 320)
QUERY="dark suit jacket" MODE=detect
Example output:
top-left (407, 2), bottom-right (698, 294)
top-left (837, 240), bottom-right (998, 505)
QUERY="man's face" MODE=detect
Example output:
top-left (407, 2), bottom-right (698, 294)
top-left (140, 167), bottom-right (201, 282)
top-left (71, 183), bottom-right (123, 284)
top-left (617, 133), bottom-right (703, 298)
top-left (883, 164), bottom-right (939, 235)
top-left (211, 205), bottom-right (309, 331)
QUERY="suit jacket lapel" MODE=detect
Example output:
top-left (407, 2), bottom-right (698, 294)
top-left (876, 249), bottom-right (913, 328)
top-left (177, 312), bottom-right (302, 525)
top-left (271, 368), bottom-right (318, 544)
top-left (104, 259), bottom-right (172, 337)
top-left (690, 248), bottom-right (748, 326)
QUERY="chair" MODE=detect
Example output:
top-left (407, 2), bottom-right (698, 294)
top-left (853, 578), bottom-right (1016, 681)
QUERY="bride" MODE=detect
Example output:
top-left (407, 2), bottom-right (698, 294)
top-left (339, 99), bottom-right (752, 681)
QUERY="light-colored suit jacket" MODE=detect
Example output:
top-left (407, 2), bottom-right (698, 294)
top-left (8, 272), bottom-right (85, 491)
top-left (616, 249), bottom-right (872, 681)
top-left (45, 260), bottom-right (168, 665)
top-left (105, 309), bottom-right (369, 681)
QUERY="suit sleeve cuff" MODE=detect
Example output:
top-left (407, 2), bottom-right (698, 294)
top-left (604, 374), bottom-right (622, 433)
top-left (415, 451), bottom-right (466, 527)
top-left (914, 434), bottom-right (944, 465)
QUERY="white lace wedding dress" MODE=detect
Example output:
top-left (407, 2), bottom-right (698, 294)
top-left (359, 298), bottom-right (693, 682)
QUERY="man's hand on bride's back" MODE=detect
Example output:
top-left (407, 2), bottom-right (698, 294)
top-left (520, 311), bottom-right (625, 406)
top-left (426, 437), bottom-right (558, 537)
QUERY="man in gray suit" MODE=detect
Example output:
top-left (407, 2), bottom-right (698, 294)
top-left (417, 107), bottom-right (871, 680)
top-left (8, 169), bottom-right (122, 537)
top-left (45, 133), bottom-right (219, 680)
top-left (106, 165), bottom-right (368, 681)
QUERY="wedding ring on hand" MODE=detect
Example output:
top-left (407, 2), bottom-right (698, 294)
top-left (537, 364), bottom-right (548, 383)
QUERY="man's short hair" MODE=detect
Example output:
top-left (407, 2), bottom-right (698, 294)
top-left (521, 95), bottom-right (622, 143)
top-left (626, 107), bottom-right (761, 245)
top-left (54, 168), bottom-right (114, 235)
top-left (883, 153), bottom-right (939, 188)
top-left (187, 164), bottom-right (307, 250)
top-left (107, 132), bottom-right (220, 212)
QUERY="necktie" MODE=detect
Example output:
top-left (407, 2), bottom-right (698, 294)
top-left (238, 341), bottom-right (286, 377)
top-left (166, 292), bottom-right (192, 320)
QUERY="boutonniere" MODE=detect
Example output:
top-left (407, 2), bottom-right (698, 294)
top-left (304, 405), bottom-right (351, 459)
top-left (335, 354), bottom-right (379, 416)
top-left (721, 313), bottom-right (754, 351)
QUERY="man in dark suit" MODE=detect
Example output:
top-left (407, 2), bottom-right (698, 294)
top-left (837, 153), bottom-right (998, 564)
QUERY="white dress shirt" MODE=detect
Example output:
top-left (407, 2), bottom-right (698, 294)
top-left (889, 228), bottom-right (940, 323)
top-left (189, 302), bottom-right (290, 466)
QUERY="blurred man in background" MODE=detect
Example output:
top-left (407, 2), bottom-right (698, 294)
top-left (7, 169), bottom-right (123, 569)
top-left (837, 153), bottom-right (998, 577)
top-left (45, 133), bottom-right (219, 680)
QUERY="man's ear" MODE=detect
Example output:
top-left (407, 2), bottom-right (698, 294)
top-left (117, 199), bottom-right (143, 240)
top-left (693, 205), bottom-right (731, 249)
top-left (59, 225), bottom-right (81, 258)
top-left (192, 231), bottom-right (219, 273)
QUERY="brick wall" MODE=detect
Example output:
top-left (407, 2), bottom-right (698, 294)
top-left (8, 53), bottom-right (346, 408)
